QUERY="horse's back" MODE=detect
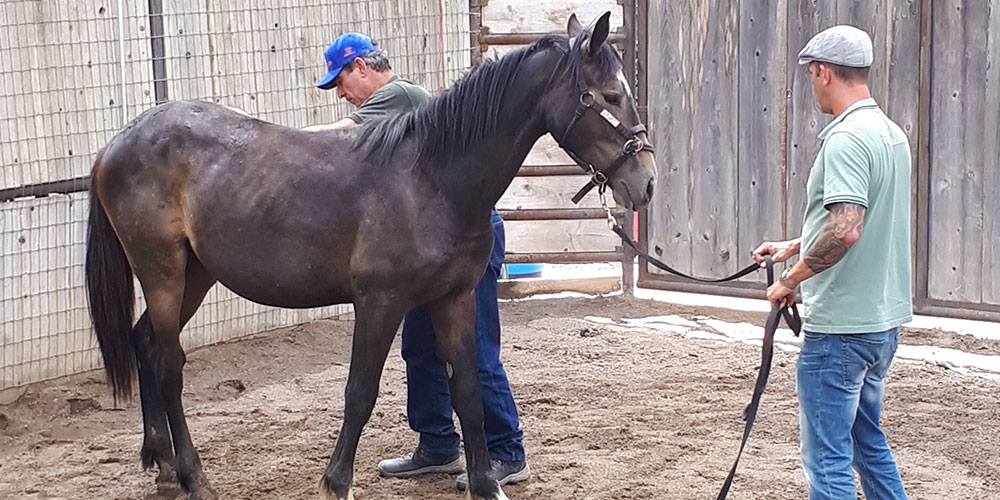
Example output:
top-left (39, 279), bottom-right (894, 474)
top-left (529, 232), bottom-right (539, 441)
top-left (90, 100), bottom-right (488, 311)
top-left (90, 100), bottom-right (381, 308)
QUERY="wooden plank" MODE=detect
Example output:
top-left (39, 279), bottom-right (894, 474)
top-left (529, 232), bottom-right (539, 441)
top-left (126, 0), bottom-right (156, 121)
top-left (498, 175), bottom-right (614, 210)
top-left (882, 0), bottom-right (923, 300)
top-left (0, 1), bottom-right (15, 190)
top-left (499, 276), bottom-right (620, 299)
top-left (504, 219), bottom-right (620, 254)
top-left (163, 0), bottom-right (213, 101)
top-left (785, 0), bottom-right (835, 238)
top-left (837, 0), bottom-right (885, 104)
top-left (913, 0), bottom-right (932, 307)
top-left (646, 0), bottom-right (739, 280)
top-left (211, 6), bottom-right (258, 113)
top-left (645, 0), bottom-right (687, 279)
top-left (927, 0), bottom-right (986, 302)
top-left (985, 0), bottom-right (1000, 305)
top-left (688, 0), bottom-right (738, 278)
top-left (24, 1), bottom-right (45, 188)
top-left (524, 133), bottom-right (574, 166)
top-left (84, 1), bottom-right (117, 155)
top-left (622, 0), bottom-right (638, 295)
top-left (482, 0), bottom-right (622, 34)
top-left (249, 0), bottom-right (296, 124)
top-left (737, 0), bottom-right (787, 284)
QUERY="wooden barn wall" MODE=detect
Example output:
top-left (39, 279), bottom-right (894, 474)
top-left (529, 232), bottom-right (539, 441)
top-left (641, 0), bottom-right (997, 320)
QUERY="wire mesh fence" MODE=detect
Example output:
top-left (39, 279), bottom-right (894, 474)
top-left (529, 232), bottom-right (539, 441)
top-left (0, 0), bottom-right (474, 391)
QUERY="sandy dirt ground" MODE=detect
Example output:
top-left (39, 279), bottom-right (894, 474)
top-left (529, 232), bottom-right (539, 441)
top-left (1, 296), bottom-right (998, 500)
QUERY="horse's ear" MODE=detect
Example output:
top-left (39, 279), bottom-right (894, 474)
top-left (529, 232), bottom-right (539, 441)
top-left (567, 13), bottom-right (583, 38)
top-left (587, 11), bottom-right (611, 57)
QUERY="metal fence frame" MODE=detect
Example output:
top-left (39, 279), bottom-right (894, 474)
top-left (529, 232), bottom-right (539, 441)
top-left (1, 0), bottom-right (475, 391)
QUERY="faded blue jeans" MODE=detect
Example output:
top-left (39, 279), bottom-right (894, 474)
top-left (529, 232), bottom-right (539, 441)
top-left (797, 328), bottom-right (908, 500)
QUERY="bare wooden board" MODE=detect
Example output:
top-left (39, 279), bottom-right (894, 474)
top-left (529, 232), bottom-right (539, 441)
top-left (505, 218), bottom-right (620, 254)
top-left (985, 0), bottom-right (1000, 305)
top-left (646, 0), bottom-right (740, 280)
top-left (927, 0), bottom-right (986, 303)
top-left (499, 175), bottom-right (614, 210)
top-left (482, 0), bottom-right (622, 34)
top-left (785, 0), bottom-right (835, 238)
top-left (737, 0), bottom-right (788, 284)
top-left (499, 276), bottom-right (620, 299)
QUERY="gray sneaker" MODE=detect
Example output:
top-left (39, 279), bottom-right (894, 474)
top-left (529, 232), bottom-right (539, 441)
top-left (378, 448), bottom-right (464, 478)
top-left (456, 460), bottom-right (530, 490)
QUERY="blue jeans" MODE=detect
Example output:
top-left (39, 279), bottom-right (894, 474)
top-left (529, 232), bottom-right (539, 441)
top-left (797, 328), bottom-right (908, 500)
top-left (401, 210), bottom-right (525, 462)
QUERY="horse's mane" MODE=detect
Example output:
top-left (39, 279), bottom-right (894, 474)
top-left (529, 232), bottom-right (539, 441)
top-left (353, 31), bottom-right (623, 165)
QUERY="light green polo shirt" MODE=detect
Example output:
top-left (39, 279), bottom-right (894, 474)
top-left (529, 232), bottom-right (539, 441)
top-left (799, 98), bottom-right (913, 334)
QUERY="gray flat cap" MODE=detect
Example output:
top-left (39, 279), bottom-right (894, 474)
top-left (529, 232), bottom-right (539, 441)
top-left (797, 25), bottom-right (873, 67)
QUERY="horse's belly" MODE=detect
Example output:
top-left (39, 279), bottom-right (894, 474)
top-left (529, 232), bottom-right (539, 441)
top-left (193, 240), bottom-right (355, 309)
top-left (215, 274), bottom-right (354, 309)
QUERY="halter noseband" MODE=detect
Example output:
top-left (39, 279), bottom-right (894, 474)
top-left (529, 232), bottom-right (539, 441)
top-left (553, 58), bottom-right (655, 205)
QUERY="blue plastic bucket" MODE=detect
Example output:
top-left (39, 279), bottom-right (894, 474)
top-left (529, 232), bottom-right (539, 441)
top-left (505, 263), bottom-right (543, 278)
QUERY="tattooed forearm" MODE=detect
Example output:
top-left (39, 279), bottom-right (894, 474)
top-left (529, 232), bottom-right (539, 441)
top-left (802, 202), bottom-right (866, 274)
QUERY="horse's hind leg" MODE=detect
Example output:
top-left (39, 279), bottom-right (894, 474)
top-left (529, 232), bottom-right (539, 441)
top-left (132, 311), bottom-right (175, 483)
top-left (136, 248), bottom-right (218, 500)
top-left (321, 296), bottom-right (408, 500)
top-left (133, 256), bottom-right (217, 488)
top-left (428, 291), bottom-right (507, 500)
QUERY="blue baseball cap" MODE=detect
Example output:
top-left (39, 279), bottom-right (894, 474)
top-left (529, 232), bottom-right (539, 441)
top-left (317, 33), bottom-right (378, 90)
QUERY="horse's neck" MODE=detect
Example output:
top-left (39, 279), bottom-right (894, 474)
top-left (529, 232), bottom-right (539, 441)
top-left (436, 74), bottom-right (551, 218)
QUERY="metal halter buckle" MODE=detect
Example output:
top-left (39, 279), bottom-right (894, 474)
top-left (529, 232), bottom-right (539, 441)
top-left (579, 91), bottom-right (596, 107)
top-left (592, 170), bottom-right (608, 185)
top-left (623, 138), bottom-right (643, 155)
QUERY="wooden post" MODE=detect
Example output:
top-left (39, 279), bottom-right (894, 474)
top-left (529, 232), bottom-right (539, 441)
top-left (635, 0), bottom-right (649, 290)
top-left (148, 0), bottom-right (168, 104)
top-left (469, 0), bottom-right (484, 68)
top-left (621, 0), bottom-right (638, 295)
top-left (914, 0), bottom-right (931, 311)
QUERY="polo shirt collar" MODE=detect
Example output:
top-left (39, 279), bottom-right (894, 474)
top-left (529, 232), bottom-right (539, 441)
top-left (818, 97), bottom-right (878, 140)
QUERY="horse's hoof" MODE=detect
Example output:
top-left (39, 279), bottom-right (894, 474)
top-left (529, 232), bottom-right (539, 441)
top-left (469, 486), bottom-right (509, 500)
top-left (154, 461), bottom-right (178, 484)
top-left (318, 486), bottom-right (354, 500)
top-left (186, 478), bottom-right (218, 500)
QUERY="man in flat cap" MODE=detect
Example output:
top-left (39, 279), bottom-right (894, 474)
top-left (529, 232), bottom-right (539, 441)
top-left (753, 25), bottom-right (911, 500)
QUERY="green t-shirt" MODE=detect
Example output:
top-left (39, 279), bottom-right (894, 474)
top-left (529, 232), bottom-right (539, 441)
top-left (799, 98), bottom-right (913, 334)
top-left (349, 75), bottom-right (431, 124)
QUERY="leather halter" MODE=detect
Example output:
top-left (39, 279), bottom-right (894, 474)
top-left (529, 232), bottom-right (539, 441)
top-left (552, 59), bottom-right (655, 205)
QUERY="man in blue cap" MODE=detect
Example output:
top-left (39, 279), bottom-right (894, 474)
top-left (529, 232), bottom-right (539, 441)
top-left (754, 25), bottom-right (910, 500)
top-left (307, 33), bottom-right (530, 490)
top-left (305, 32), bottom-right (430, 129)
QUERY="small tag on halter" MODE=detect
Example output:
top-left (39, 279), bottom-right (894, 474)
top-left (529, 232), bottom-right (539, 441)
top-left (599, 108), bottom-right (621, 128)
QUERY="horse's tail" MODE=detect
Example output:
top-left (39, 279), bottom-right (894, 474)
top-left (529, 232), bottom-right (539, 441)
top-left (85, 151), bottom-right (137, 402)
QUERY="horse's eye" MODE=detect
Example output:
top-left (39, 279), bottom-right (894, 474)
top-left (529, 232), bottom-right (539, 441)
top-left (603, 92), bottom-right (622, 106)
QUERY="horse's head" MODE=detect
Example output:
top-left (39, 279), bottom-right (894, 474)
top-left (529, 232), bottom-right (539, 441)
top-left (539, 12), bottom-right (656, 211)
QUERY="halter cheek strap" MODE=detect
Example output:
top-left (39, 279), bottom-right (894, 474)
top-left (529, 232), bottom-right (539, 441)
top-left (554, 88), bottom-right (656, 205)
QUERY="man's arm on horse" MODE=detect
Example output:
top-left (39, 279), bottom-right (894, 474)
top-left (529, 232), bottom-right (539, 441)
top-left (303, 117), bottom-right (358, 131)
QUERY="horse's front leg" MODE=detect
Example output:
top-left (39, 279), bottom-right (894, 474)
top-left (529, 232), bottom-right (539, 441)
top-left (321, 298), bottom-right (407, 500)
top-left (428, 291), bottom-right (508, 500)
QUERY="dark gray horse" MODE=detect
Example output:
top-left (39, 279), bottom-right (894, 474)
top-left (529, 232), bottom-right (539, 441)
top-left (85, 12), bottom-right (655, 500)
